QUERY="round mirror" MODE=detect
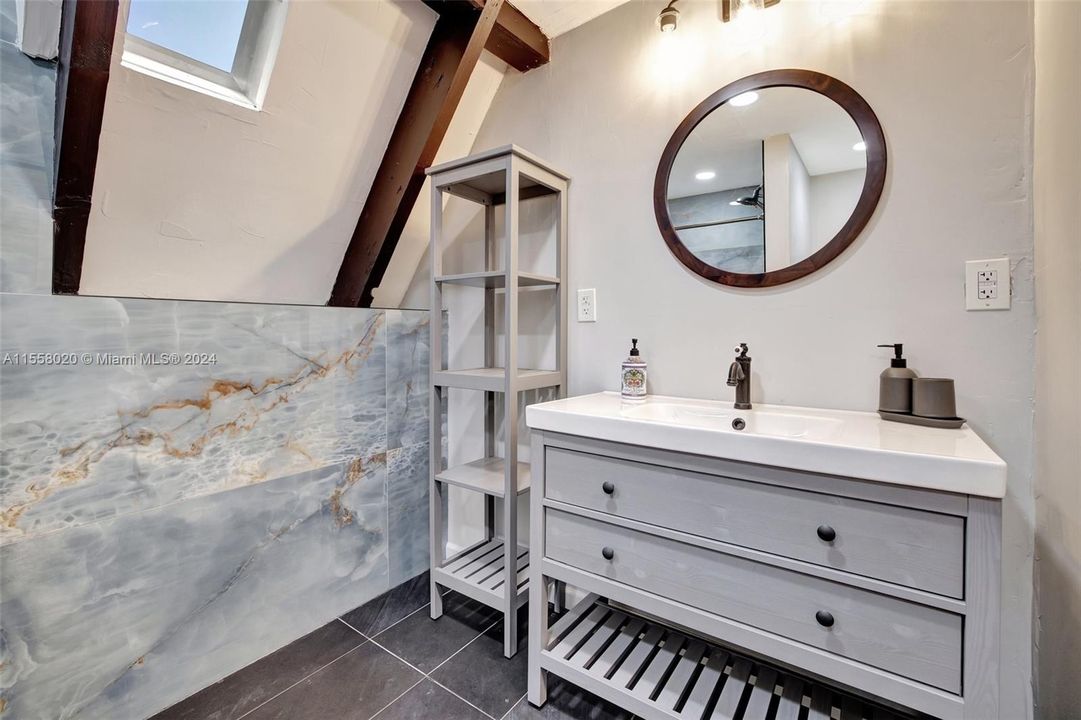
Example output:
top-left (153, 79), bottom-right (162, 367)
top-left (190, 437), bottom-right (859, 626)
top-left (655, 70), bottom-right (886, 288)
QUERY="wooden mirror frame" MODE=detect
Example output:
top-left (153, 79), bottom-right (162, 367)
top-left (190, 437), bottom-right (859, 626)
top-left (654, 69), bottom-right (887, 288)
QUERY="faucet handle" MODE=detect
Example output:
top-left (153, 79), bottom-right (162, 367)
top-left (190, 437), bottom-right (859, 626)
top-left (734, 342), bottom-right (749, 358)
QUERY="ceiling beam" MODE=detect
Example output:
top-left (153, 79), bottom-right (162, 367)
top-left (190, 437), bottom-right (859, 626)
top-left (52, 0), bottom-right (119, 294)
top-left (329, 0), bottom-right (505, 308)
top-left (470, 0), bottom-right (549, 72)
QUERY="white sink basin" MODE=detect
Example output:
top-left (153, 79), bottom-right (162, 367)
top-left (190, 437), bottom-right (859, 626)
top-left (525, 392), bottom-right (1006, 498)
top-left (625, 402), bottom-right (843, 441)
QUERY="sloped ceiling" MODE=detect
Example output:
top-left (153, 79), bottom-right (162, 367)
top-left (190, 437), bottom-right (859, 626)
top-left (513, 0), bottom-right (630, 38)
top-left (79, 0), bottom-right (630, 307)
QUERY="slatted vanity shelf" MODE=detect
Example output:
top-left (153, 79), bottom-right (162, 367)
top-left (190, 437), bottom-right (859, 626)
top-left (544, 594), bottom-right (910, 720)
top-left (525, 393), bottom-right (1007, 720)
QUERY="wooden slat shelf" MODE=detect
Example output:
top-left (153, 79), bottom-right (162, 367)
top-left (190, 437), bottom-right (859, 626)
top-left (541, 595), bottom-right (911, 720)
top-left (433, 540), bottom-right (530, 610)
top-left (435, 271), bottom-right (560, 288)
top-left (435, 457), bottom-right (531, 497)
top-left (433, 367), bottom-right (562, 392)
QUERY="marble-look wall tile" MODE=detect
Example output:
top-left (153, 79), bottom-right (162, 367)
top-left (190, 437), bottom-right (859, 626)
top-left (0, 293), bottom-right (388, 542)
top-left (388, 442), bottom-right (429, 587)
top-left (1, 0), bottom-right (17, 45)
top-left (0, 43), bottom-right (55, 295)
top-left (0, 456), bottom-right (389, 720)
top-left (386, 310), bottom-right (429, 451)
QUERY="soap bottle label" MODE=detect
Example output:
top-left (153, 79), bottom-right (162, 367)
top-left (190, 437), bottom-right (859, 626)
top-left (621, 363), bottom-right (647, 399)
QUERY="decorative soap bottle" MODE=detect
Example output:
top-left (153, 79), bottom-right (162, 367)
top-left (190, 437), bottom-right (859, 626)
top-left (621, 339), bottom-right (648, 401)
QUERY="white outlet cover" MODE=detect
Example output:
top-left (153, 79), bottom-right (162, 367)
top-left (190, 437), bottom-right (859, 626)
top-left (577, 288), bottom-right (597, 322)
top-left (965, 258), bottom-right (1010, 310)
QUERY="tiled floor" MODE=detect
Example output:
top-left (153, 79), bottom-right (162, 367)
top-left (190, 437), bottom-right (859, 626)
top-left (153, 573), bottom-right (632, 720)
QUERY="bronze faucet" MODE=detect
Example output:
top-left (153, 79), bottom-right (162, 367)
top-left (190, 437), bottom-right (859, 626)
top-left (727, 343), bottom-right (752, 410)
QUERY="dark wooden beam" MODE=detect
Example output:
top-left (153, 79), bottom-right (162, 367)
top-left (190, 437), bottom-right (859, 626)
top-left (52, 0), bottom-right (118, 295)
top-left (329, 0), bottom-right (504, 308)
top-left (471, 0), bottom-right (549, 72)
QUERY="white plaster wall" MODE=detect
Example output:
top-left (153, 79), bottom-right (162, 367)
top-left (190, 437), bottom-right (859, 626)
top-left (471, 1), bottom-right (1036, 717)
top-left (81, 0), bottom-right (437, 305)
top-left (1032, 1), bottom-right (1081, 717)
top-left (809, 168), bottom-right (864, 251)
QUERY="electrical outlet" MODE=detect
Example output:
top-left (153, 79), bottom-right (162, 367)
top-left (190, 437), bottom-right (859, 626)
top-left (965, 258), bottom-right (1010, 310)
top-left (577, 288), bottom-right (597, 322)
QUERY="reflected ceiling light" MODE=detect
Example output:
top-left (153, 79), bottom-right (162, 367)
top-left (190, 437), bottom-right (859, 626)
top-left (853, 141), bottom-right (867, 151)
top-left (695, 170), bottom-right (716, 181)
top-left (729, 91), bottom-right (759, 107)
top-left (657, 1), bottom-right (679, 32)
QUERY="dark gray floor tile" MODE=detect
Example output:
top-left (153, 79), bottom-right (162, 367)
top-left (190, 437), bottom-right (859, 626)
top-left (428, 607), bottom-right (531, 718)
top-left (244, 642), bottom-right (423, 720)
top-left (503, 678), bottom-right (635, 720)
top-left (151, 620), bottom-right (365, 720)
top-left (341, 571), bottom-right (431, 636)
top-left (372, 679), bottom-right (489, 720)
top-left (373, 591), bottom-right (499, 673)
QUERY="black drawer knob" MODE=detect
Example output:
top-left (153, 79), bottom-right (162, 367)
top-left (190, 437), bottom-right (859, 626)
top-left (601, 546), bottom-right (615, 560)
top-left (816, 525), bottom-right (837, 542)
top-left (601, 481), bottom-right (615, 495)
top-left (815, 610), bottom-right (835, 628)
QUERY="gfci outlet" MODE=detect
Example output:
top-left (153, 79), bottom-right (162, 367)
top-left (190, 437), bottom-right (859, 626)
top-left (577, 288), bottom-right (597, 322)
top-left (965, 258), bottom-right (1011, 310)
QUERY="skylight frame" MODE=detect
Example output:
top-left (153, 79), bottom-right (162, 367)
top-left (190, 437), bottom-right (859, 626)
top-left (121, 0), bottom-right (288, 111)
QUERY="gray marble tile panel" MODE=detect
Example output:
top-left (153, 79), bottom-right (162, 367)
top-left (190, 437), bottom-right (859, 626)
top-left (0, 0), bottom-right (16, 45)
top-left (0, 293), bottom-right (388, 542)
top-left (387, 442), bottom-right (429, 588)
top-left (386, 310), bottom-right (430, 451)
top-left (0, 457), bottom-right (390, 720)
top-left (0, 41), bottom-right (55, 294)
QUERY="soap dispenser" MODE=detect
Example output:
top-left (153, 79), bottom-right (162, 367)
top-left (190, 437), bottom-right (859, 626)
top-left (621, 339), bottom-right (647, 401)
top-left (877, 343), bottom-right (918, 413)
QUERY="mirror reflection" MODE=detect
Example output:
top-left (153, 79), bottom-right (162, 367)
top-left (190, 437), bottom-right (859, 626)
top-left (667, 87), bottom-right (867, 275)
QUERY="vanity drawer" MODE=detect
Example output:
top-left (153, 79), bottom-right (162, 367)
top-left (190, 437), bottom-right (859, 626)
top-left (545, 447), bottom-right (964, 598)
top-left (545, 509), bottom-right (962, 693)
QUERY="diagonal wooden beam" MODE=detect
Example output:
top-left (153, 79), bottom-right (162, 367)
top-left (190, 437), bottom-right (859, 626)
top-left (328, 0), bottom-right (504, 308)
top-left (52, 0), bottom-right (119, 294)
top-left (472, 0), bottom-right (549, 72)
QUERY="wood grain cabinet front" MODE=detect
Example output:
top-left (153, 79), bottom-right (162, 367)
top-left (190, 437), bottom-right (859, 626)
top-left (545, 446), bottom-right (965, 598)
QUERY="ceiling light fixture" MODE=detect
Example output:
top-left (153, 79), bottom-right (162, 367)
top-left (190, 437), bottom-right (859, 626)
top-left (658, 1), bottom-right (679, 32)
top-left (729, 91), bottom-right (759, 107)
top-left (695, 170), bottom-right (716, 181)
top-left (853, 141), bottom-right (867, 151)
top-left (722, 0), bottom-right (780, 22)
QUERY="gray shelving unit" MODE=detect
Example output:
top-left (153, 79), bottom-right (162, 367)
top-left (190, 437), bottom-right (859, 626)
top-left (427, 146), bottom-right (569, 658)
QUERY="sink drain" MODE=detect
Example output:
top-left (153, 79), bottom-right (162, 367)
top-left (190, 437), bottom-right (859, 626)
top-left (732, 418), bottom-right (746, 431)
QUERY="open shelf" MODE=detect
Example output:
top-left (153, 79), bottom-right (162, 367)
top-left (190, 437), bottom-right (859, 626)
top-left (435, 457), bottom-right (531, 497)
top-left (433, 539), bottom-right (530, 610)
top-left (435, 271), bottom-right (560, 289)
top-left (541, 595), bottom-right (910, 720)
top-left (433, 367), bottom-right (562, 392)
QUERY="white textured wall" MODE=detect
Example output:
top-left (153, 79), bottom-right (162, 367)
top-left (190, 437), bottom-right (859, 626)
top-left (1033, 1), bottom-right (1081, 717)
top-left (470, 1), bottom-right (1036, 717)
top-left (81, 0), bottom-right (436, 305)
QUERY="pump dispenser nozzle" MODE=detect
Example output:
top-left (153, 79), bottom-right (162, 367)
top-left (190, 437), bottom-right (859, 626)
top-left (877, 343), bottom-right (907, 368)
